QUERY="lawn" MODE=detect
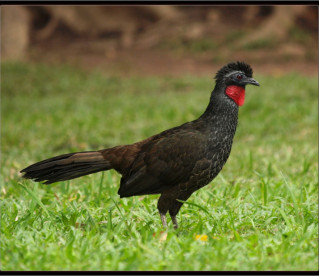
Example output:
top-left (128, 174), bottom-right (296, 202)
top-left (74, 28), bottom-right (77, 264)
top-left (1, 62), bottom-right (318, 271)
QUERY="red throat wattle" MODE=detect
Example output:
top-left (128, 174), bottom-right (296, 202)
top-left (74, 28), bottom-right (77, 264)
top-left (225, 85), bottom-right (245, 106)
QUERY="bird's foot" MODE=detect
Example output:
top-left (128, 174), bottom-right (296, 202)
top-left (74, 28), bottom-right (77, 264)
top-left (160, 212), bottom-right (178, 229)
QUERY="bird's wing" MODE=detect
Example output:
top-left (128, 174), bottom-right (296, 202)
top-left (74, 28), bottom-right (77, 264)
top-left (118, 128), bottom-right (208, 197)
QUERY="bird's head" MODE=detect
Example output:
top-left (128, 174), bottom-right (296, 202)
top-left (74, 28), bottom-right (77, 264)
top-left (215, 61), bottom-right (260, 106)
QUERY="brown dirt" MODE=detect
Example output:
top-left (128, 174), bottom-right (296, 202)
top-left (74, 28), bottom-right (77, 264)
top-left (4, 5), bottom-right (317, 78)
top-left (28, 41), bottom-right (318, 78)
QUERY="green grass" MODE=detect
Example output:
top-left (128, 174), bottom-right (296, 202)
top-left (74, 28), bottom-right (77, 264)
top-left (1, 62), bottom-right (318, 271)
top-left (243, 38), bottom-right (277, 50)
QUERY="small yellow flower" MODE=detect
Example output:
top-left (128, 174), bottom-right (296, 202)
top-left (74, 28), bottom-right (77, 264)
top-left (195, 234), bottom-right (208, 242)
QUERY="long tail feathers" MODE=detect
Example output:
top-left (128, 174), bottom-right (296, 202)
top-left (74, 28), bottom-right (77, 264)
top-left (20, 151), bottom-right (111, 184)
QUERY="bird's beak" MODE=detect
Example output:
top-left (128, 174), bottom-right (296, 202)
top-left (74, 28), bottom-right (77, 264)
top-left (243, 77), bottom-right (260, 86)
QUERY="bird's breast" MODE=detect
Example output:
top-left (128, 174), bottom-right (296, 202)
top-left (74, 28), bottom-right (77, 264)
top-left (186, 134), bottom-right (234, 191)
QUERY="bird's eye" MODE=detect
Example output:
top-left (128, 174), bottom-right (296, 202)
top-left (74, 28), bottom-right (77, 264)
top-left (237, 74), bottom-right (243, 80)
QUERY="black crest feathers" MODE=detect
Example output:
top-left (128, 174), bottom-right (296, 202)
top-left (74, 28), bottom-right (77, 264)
top-left (215, 61), bottom-right (253, 80)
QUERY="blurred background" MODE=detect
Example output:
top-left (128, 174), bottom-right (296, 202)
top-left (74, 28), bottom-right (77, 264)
top-left (2, 5), bottom-right (318, 76)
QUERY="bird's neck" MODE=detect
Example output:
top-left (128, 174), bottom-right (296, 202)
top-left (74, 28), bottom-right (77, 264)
top-left (200, 85), bottom-right (239, 132)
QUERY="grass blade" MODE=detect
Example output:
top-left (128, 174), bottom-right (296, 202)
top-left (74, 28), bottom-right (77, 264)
top-left (278, 208), bottom-right (292, 229)
top-left (177, 199), bottom-right (210, 215)
top-left (18, 182), bottom-right (53, 219)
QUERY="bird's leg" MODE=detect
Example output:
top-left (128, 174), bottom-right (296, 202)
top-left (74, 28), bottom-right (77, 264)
top-left (170, 215), bottom-right (178, 230)
top-left (169, 189), bottom-right (194, 230)
top-left (158, 193), bottom-right (170, 229)
top-left (159, 212), bottom-right (167, 228)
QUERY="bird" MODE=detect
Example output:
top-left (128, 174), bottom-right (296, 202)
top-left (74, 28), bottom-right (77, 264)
top-left (20, 61), bottom-right (260, 229)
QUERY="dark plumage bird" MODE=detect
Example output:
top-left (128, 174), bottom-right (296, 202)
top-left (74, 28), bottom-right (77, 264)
top-left (21, 61), bottom-right (259, 229)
